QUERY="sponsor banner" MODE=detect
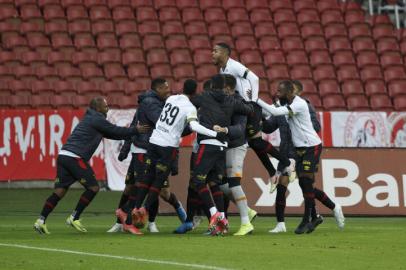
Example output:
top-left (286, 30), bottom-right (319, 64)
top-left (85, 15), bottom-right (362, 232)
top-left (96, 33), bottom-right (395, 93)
top-left (331, 112), bottom-right (390, 147)
top-left (154, 148), bottom-right (406, 215)
top-left (387, 112), bottom-right (406, 147)
top-left (0, 109), bottom-right (105, 181)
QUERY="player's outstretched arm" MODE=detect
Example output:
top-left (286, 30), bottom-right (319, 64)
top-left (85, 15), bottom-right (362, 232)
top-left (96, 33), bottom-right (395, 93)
top-left (246, 71), bottom-right (259, 101)
top-left (256, 98), bottom-right (289, 116)
top-left (189, 120), bottom-right (217, 137)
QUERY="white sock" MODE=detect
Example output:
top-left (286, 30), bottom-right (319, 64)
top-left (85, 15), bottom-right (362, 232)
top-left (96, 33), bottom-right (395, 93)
top-left (231, 185), bottom-right (249, 225)
top-left (220, 212), bottom-right (225, 219)
top-left (209, 207), bottom-right (217, 216)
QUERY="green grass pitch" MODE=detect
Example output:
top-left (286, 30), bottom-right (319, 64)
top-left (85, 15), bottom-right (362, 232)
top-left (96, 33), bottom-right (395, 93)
top-left (0, 189), bottom-right (405, 270)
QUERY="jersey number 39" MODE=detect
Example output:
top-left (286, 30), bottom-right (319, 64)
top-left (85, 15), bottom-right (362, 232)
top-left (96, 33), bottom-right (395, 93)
top-left (160, 103), bottom-right (179, 126)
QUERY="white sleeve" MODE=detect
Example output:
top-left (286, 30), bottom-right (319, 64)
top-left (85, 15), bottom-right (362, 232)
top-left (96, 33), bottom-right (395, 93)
top-left (246, 71), bottom-right (259, 101)
top-left (189, 120), bottom-right (217, 137)
top-left (186, 106), bottom-right (198, 122)
top-left (288, 98), bottom-right (307, 115)
top-left (257, 99), bottom-right (290, 116)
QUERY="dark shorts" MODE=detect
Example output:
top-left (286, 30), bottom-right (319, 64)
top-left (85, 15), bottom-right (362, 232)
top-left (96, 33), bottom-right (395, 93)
top-left (145, 143), bottom-right (177, 188)
top-left (246, 103), bottom-right (263, 138)
top-left (55, 155), bottom-right (98, 189)
top-left (192, 144), bottom-right (225, 185)
top-left (295, 144), bottom-right (322, 174)
top-left (125, 153), bottom-right (147, 185)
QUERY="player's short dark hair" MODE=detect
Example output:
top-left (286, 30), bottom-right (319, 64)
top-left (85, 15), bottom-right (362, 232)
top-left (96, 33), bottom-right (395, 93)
top-left (291, 80), bottom-right (303, 92)
top-left (183, 79), bottom-right (197, 95)
top-left (151, 77), bottom-right (167, 91)
top-left (279, 80), bottom-right (294, 93)
top-left (216, 43), bottom-right (231, 55)
top-left (203, 79), bottom-right (212, 91)
top-left (89, 96), bottom-right (105, 110)
top-left (223, 74), bottom-right (236, 90)
top-left (211, 74), bottom-right (225, 90)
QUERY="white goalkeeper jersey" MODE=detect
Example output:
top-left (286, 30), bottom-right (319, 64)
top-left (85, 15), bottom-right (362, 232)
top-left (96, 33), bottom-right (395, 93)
top-left (219, 58), bottom-right (258, 102)
top-left (149, 94), bottom-right (197, 148)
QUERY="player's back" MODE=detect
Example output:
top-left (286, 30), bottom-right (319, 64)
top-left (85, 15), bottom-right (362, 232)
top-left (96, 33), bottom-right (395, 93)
top-left (149, 94), bottom-right (196, 148)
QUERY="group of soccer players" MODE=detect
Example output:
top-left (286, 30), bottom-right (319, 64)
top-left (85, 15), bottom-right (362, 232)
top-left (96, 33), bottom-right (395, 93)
top-left (34, 42), bottom-right (345, 236)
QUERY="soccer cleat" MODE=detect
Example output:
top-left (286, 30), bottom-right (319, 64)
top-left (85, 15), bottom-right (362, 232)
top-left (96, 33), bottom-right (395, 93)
top-left (175, 203), bottom-right (187, 223)
top-left (248, 208), bottom-right (258, 223)
top-left (311, 215), bottom-right (324, 230)
top-left (147, 222), bottom-right (159, 233)
top-left (233, 223), bottom-right (254, 236)
top-left (333, 204), bottom-right (345, 229)
top-left (132, 207), bottom-right (148, 229)
top-left (107, 222), bottom-right (123, 233)
top-left (173, 222), bottom-right (194, 234)
top-left (294, 221), bottom-right (314, 234)
top-left (34, 219), bottom-right (50, 235)
top-left (218, 217), bottom-right (229, 234)
top-left (208, 212), bottom-right (222, 232)
top-left (123, 223), bottom-right (143, 235)
top-left (115, 208), bottom-right (128, 225)
top-left (192, 216), bottom-right (204, 229)
top-left (269, 222), bottom-right (287, 233)
top-left (210, 225), bottom-right (224, 236)
top-left (66, 216), bottom-right (87, 233)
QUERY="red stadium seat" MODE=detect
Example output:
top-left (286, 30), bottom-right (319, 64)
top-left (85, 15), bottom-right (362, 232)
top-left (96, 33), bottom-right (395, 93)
top-left (31, 80), bottom-right (56, 96)
top-left (384, 67), bottom-right (406, 83)
top-left (67, 6), bottom-right (89, 23)
top-left (323, 94), bottom-right (347, 111)
top-left (193, 50), bottom-right (212, 66)
top-left (182, 8), bottom-right (204, 24)
top-left (98, 51), bottom-right (121, 66)
top-left (72, 51), bottom-right (98, 68)
top-left (76, 81), bottom-right (102, 96)
top-left (50, 95), bottom-right (74, 108)
top-left (81, 66), bottom-right (105, 81)
top-left (321, 11), bottom-right (344, 26)
top-left (290, 65), bottom-right (312, 80)
top-left (227, 8), bottom-right (250, 25)
top-left (342, 80), bottom-right (364, 97)
top-left (53, 80), bottom-right (77, 96)
top-left (147, 49), bottom-right (169, 66)
top-left (310, 51), bottom-right (332, 67)
top-left (92, 21), bottom-right (115, 36)
top-left (115, 21), bottom-right (138, 38)
top-left (68, 21), bottom-right (92, 36)
top-left (278, 24), bottom-right (301, 38)
top-left (380, 52), bottom-right (403, 69)
top-left (113, 7), bottom-right (135, 22)
top-left (282, 37), bottom-right (304, 52)
top-left (89, 6), bottom-right (112, 22)
top-left (199, 0), bottom-right (222, 10)
top-left (394, 95), bottom-right (406, 110)
top-left (119, 35), bottom-right (142, 51)
top-left (266, 64), bottom-right (289, 81)
top-left (286, 51), bottom-right (308, 66)
top-left (356, 52), bottom-right (380, 68)
top-left (313, 65), bottom-right (336, 82)
top-left (274, 11), bottom-right (296, 26)
top-left (388, 81), bottom-right (406, 97)
top-left (21, 51), bottom-right (47, 67)
top-left (14, 66), bottom-right (36, 81)
top-left (346, 95), bottom-right (370, 111)
top-left (170, 50), bottom-right (193, 66)
top-left (318, 79), bottom-right (341, 97)
top-left (325, 24), bottom-right (348, 40)
top-left (45, 22), bottom-right (68, 36)
top-left (122, 50), bottom-right (145, 66)
top-left (150, 64), bottom-right (172, 78)
top-left (173, 64), bottom-right (196, 80)
top-left (74, 35), bottom-right (96, 51)
top-left (333, 51), bottom-right (356, 67)
top-left (72, 95), bottom-right (91, 108)
top-left (36, 66), bottom-right (60, 81)
top-left (9, 95), bottom-right (31, 108)
top-left (104, 64), bottom-right (127, 81)
top-left (165, 39), bottom-right (188, 52)
top-left (352, 38), bottom-right (376, 53)
top-left (361, 66), bottom-right (384, 82)
top-left (108, 0), bottom-right (131, 9)
top-left (142, 35), bottom-right (164, 51)
top-left (58, 66), bottom-right (82, 81)
top-left (370, 94), bottom-right (393, 111)
top-left (195, 65), bottom-right (217, 81)
top-left (263, 50), bottom-right (286, 66)
top-left (8, 80), bottom-right (31, 95)
top-left (337, 65), bottom-right (360, 82)
top-left (365, 80), bottom-right (387, 96)
top-left (100, 81), bottom-right (124, 95)
top-left (127, 63), bottom-right (149, 79)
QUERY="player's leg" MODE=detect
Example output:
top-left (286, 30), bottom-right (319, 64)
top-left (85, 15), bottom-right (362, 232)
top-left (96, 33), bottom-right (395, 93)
top-left (191, 145), bottom-right (224, 232)
top-left (66, 158), bottom-right (100, 233)
top-left (34, 156), bottom-right (75, 234)
top-left (160, 187), bottom-right (186, 223)
top-left (146, 199), bottom-right (159, 233)
top-left (270, 175), bottom-right (288, 233)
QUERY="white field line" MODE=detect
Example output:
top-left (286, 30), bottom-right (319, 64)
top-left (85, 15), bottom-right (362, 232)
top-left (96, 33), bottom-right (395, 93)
top-left (0, 243), bottom-right (234, 270)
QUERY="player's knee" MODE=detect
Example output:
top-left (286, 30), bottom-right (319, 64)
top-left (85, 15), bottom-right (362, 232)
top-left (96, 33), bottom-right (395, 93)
top-left (54, 188), bottom-right (67, 198)
top-left (88, 185), bottom-right (100, 193)
top-left (228, 177), bottom-right (241, 188)
top-left (124, 184), bottom-right (133, 195)
top-left (160, 188), bottom-right (170, 200)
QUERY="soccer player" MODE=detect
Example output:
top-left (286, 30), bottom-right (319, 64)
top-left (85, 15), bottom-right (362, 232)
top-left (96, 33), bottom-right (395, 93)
top-left (212, 43), bottom-right (293, 186)
top-left (114, 78), bottom-right (186, 234)
top-left (131, 79), bottom-right (228, 233)
top-left (34, 97), bottom-right (139, 234)
top-left (255, 81), bottom-right (345, 234)
top-left (216, 74), bottom-right (257, 236)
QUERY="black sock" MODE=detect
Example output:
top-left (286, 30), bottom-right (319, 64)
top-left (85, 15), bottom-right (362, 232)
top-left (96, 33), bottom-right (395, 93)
top-left (40, 193), bottom-right (61, 221)
top-left (73, 189), bottom-right (97, 220)
top-left (314, 188), bottom-right (336, 210)
top-left (249, 138), bottom-right (276, 177)
top-left (299, 177), bottom-right (316, 223)
top-left (163, 192), bottom-right (181, 210)
top-left (186, 187), bottom-right (199, 223)
top-left (210, 184), bottom-right (224, 212)
top-left (196, 184), bottom-right (215, 210)
top-left (133, 181), bottom-right (150, 209)
top-left (148, 199), bottom-right (159, 223)
top-left (275, 184), bottom-right (287, 222)
top-left (116, 193), bottom-right (129, 224)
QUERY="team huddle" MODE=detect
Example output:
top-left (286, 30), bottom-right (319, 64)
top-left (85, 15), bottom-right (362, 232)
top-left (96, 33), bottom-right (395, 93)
top-left (34, 43), bottom-right (345, 236)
